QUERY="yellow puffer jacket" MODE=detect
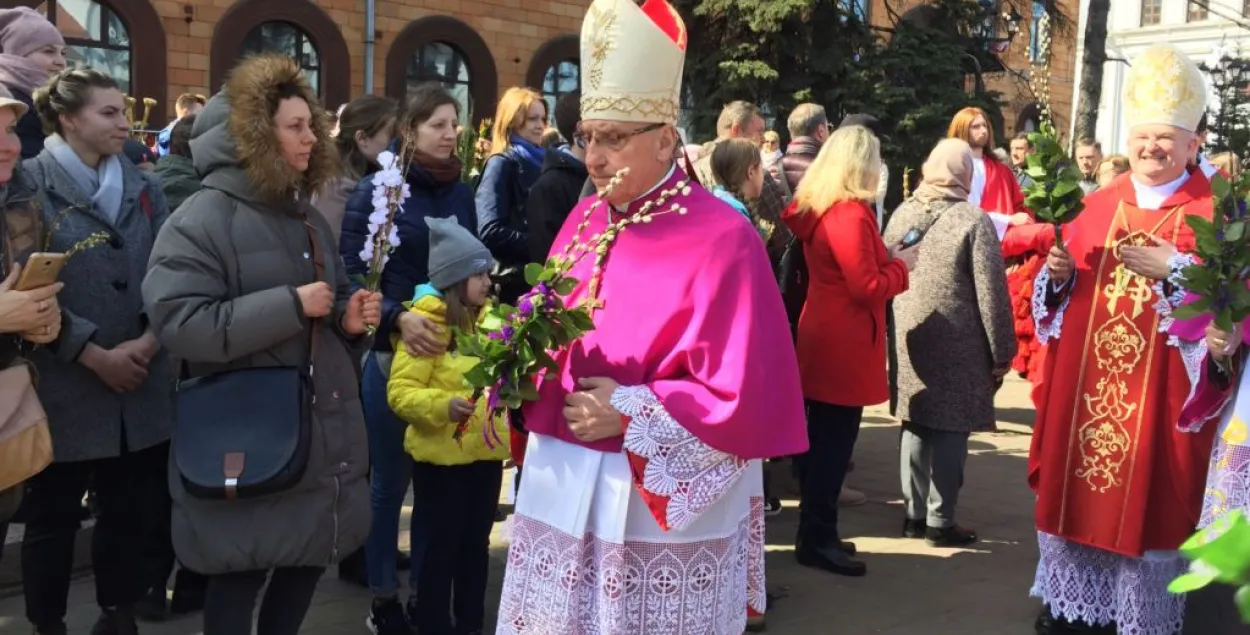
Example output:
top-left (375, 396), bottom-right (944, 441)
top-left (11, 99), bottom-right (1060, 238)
top-left (387, 286), bottom-right (508, 465)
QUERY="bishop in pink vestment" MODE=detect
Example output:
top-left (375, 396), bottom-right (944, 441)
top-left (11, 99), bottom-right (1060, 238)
top-left (494, 2), bottom-right (807, 634)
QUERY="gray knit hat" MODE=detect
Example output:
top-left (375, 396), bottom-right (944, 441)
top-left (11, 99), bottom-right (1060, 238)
top-left (425, 216), bottom-right (492, 290)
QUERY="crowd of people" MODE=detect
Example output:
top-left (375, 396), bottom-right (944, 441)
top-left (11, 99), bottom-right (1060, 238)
top-left (0, 0), bottom-right (1243, 634)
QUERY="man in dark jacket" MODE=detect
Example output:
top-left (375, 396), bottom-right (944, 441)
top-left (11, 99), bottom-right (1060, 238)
top-left (781, 103), bottom-right (828, 193)
top-left (527, 92), bottom-right (588, 263)
top-left (153, 115), bottom-right (200, 212)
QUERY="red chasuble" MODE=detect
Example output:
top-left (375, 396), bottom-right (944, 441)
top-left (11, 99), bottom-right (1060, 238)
top-left (1028, 170), bottom-right (1218, 557)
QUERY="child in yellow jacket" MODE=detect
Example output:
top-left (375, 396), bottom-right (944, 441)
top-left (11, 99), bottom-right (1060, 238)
top-left (386, 216), bottom-right (506, 635)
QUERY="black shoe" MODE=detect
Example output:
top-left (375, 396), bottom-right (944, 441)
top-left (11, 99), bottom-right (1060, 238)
top-left (1034, 607), bottom-right (1115, 634)
top-left (925, 525), bottom-right (978, 547)
top-left (494, 506), bottom-right (508, 522)
top-left (764, 497), bottom-right (783, 517)
top-left (134, 586), bottom-right (168, 622)
top-left (169, 569), bottom-right (207, 615)
top-left (839, 540), bottom-right (857, 555)
top-left (33, 623), bottom-right (67, 635)
top-left (795, 544), bottom-right (867, 576)
top-left (366, 598), bottom-right (413, 635)
top-left (396, 549), bottom-right (411, 571)
top-left (902, 518), bottom-right (926, 539)
top-left (337, 549), bottom-right (368, 588)
top-left (90, 606), bottom-right (138, 635)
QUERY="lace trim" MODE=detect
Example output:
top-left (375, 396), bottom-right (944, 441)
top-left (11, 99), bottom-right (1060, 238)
top-left (496, 512), bottom-right (753, 635)
top-left (1029, 532), bottom-right (1187, 635)
top-left (746, 495), bottom-right (766, 615)
top-left (1151, 252), bottom-right (1196, 346)
top-left (1177, 337), bottom-right (1215, 432)
top-left (613, 385), bottom-right (749, 531)
top-left (1033, 266), bottom-right (1072, 345)
top-left (1201, 436), bottom-right (1250, 529)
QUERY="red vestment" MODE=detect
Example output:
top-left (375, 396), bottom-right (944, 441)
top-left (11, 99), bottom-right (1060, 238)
top-left (1028, 171), bottom-right (1218, 557)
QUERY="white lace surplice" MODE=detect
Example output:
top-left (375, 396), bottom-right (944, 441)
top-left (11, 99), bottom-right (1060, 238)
top-left (496, 385), bottom-right (765, 635)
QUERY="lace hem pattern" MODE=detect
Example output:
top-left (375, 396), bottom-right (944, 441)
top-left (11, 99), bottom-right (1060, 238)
top-left (1152, 252), bottom-right (1196, 347)
top-left (496, 511), bottom-right (754, 635)
top-left (1201, 436), bottom-right (1250, 529)
top-left (1029, 532), bottom-right (1186, 635)
top-left (614, 385), bottom-right (749, 531)
top-left (1033, 266), bottom-right (1071, 345)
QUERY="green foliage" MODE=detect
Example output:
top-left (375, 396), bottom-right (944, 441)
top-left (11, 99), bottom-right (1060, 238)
top-left (1201, 54), bottom-right (1250, 160)
top-left (1173, 171), bottom-right (1250, 333)
top-left (1169, 510), bottom-right (1250, 623)
top-left (451, 255), bottom-right (596, 441)
top-left (457, 118), bottom-right (492, 184)
top-left (1023, 121), bottom-right (1086, 237)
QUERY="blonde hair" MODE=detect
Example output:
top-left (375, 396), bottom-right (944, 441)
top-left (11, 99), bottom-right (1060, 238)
top-left (489, 87), bottom-right (546, 155)
top-left (1211, 151), bottom-right (1242, 178)
top-left (793, 125), bottom-right (881, 215)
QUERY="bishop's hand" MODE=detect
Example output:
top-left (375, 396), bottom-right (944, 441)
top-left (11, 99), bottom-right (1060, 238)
top-left (564, 377), bottom-right (624, 442)
top-left (1121, 237), bottom-right (1175, 281)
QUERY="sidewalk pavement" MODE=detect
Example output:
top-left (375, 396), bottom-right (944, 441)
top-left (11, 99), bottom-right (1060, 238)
top-left (0, 379), bottom-right (1046, 634)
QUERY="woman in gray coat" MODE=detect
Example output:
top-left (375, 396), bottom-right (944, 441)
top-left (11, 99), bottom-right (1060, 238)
top-left (141, 55), bottom-right (380, 635)
top-left (18, 67), bottom-right (172, 635)
top-left (882, 138), bottom-right (1016, 549)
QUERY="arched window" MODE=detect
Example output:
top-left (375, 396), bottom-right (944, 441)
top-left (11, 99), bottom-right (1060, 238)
top-left (1016, 102), bottom-right (1042, 133)
top-left (406, 42), bottom-right (472, 124)
top-left (241, 21), bottom-right (321, 95)
top-left (35, 0), bottom-right (130, 92)
top-left (541, 60), bottom-right (579, 114)
top-left (385, 16), bottom-right (497, 125)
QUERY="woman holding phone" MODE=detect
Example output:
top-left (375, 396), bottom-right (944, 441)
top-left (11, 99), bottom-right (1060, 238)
top-left (0, 82), bottom-right (61, 551)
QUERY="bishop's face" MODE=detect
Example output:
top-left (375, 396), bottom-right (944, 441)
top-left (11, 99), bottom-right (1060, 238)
top-left (580, 119), bottom-right (678, 207)
top-left (1127, 124), bottom-right (1199, 186)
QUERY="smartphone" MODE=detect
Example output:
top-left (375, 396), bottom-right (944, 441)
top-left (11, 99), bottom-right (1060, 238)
top-left (16, 252), bottom-right (67, 291)
top-left (900, 226), bottom-right (925, 249)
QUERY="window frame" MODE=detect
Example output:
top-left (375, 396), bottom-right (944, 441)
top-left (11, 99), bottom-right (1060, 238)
top-left (1187, 0), bottom-right (1209, 22)
top-left (405, 42), bottom-right (474, 124)
top-left (1141, 0), bottom-right (1162, 26)
top-left (386, 15), bottom-right (497, 125)
top-left (240, 20), bottom-right (322, 95)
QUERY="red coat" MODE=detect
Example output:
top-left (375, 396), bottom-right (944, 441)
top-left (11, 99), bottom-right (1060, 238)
top-left (782, 200), bottom-right (908, 406)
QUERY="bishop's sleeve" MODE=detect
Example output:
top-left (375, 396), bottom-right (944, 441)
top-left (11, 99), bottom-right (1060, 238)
top-left (614, 221), bottom-right (808, 531)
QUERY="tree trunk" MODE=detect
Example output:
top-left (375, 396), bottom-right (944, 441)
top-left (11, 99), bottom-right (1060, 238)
top-left (1073, 0), bottom-right (1110, 142)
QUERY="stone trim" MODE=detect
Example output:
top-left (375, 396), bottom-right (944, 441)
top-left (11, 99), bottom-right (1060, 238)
top-left (208, 0), bottom-right (350, 110)
top-left (385, 15), bottom-right (497, 125)
top-left (524, 34), bottom-right (579, 91)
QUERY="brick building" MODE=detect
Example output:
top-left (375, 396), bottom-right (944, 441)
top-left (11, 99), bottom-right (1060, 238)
top-left (0, 0), bottom-right (1076, 142)
top-left (866, 0), bottom-right (1079, 140)
top-left (0, 0), bottom-right (585, 128)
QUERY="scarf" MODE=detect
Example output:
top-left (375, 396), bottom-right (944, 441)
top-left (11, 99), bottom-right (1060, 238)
top-left (914, 138), bottom-right (973, 205)
top-left (509, 135), bottom-right (546, 172)
top-left (0, 54), bottom-right (46, 95)
top-left (45, 134), bottom-right (124, 224)
top-left (411, 149), bottom-right (463, 185)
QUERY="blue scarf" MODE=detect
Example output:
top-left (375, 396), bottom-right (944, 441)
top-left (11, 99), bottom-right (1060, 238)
top-left (510, 135), bottom-right (546, 172)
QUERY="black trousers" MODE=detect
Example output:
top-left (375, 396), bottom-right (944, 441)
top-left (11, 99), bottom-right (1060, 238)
top-left (21, 441), bottom-right (169, 628)
top-left (795, 401), bottom-right (864, 547)
top-left (410, 460), bottom-right (503, 635)
top-left (202, 567), bottom-right (325, 635)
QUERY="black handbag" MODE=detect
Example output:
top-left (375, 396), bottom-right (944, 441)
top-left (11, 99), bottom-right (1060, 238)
top-left (173, 220), bottom-right (324, 500)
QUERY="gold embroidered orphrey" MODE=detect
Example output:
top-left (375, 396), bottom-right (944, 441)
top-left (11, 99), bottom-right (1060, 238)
top-left (586, 3), bottom-right (617, 91)
top-left (1075, 207), bottom-right (1183, 493)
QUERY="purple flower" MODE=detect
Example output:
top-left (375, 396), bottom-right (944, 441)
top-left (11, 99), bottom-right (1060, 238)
top-left (487, 390), bottom-right (500, 411)
top-left (488, 331), bottom-right (503, 340)
top-left (537, 283), bottom-right (550, 295)
top-left (518, 296), bottom-right (536, 318)
top-left (1238, 200), bottom-right (1247, 219)
top-left (1218, 230), bottom-right (1226, 241)
top-left (501, 325), bottom-right (515, 341)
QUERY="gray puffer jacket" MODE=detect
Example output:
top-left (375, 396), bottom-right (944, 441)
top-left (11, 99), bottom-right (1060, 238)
top-left (141, 55), bottom-right (369, 574)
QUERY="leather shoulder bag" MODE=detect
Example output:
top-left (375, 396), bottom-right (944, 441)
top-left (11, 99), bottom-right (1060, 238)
top-left (173, 218), bottom-right (324, 500)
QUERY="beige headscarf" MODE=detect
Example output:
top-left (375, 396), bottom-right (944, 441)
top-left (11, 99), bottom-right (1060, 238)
top-left (914, 138), bottom-right (974, 204)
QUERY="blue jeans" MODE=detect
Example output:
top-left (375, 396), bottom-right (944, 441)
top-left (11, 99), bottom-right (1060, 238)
top-left (362, 352), bottom-right (415, 597)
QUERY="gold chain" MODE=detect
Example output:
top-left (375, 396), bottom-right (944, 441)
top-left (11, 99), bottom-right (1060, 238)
top-left (557, 170), bottom-right (693, 310)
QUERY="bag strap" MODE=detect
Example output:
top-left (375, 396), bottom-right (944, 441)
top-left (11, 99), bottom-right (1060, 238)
top-left (302, 218), bottom-right (323, 377)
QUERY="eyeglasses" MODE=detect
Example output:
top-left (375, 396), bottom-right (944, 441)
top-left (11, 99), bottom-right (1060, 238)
top-left (573, 123), bottom-right (665, 152)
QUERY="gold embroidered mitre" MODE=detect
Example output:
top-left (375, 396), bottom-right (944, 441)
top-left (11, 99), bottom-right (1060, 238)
top-left (1123, 44), bottom-right (1207, 132)
top-left (581, 0), bottom-right (687, 125)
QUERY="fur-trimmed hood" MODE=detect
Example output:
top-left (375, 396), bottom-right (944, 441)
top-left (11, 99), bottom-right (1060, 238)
top-left (189, 54), bottom-right (336, 205)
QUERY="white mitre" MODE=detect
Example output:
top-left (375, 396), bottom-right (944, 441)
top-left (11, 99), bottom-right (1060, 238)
top-left (581, 0), bottom-right (687, 124)
top-left (1123, 44), bottom-right (1208, 132)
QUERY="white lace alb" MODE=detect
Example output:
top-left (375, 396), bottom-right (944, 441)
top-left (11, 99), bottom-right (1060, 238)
top-left (613, 385), bottom-right (749, 531)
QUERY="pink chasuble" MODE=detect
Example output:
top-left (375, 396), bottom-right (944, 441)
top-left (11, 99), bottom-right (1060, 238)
top-left (521, 167), bottom-right (808, 529)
